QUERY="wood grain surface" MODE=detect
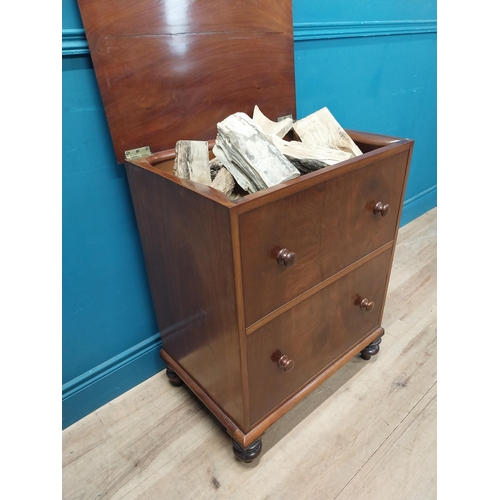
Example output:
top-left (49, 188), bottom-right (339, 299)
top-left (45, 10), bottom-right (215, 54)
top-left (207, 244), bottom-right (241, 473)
top-left (125, 163), bottom-right (246, 429)
top-left (246, 249), bottom-right (392, 424)
top-left (76, 0), bottom-right (296, 161)
top-left (239, 150), bottom-right (408, 326)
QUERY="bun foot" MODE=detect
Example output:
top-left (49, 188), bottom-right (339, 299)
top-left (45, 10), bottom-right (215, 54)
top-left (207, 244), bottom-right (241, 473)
top-left (232, 438), bottom-right (262, 463)
top-left (360, 337), bottom-right (382, 360)
top-left (165, 365), bottom-right (183, 386)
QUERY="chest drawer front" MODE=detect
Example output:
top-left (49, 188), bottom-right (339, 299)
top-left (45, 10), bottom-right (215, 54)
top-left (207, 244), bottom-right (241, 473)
top-left (239, 150), bottom-right (407, 327)
top-left (246, 248), bottom-right (392, 426)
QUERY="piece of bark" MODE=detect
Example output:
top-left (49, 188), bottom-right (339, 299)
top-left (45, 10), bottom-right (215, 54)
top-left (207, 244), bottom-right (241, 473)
top-left (285, 157), bottom-right (330, 174)
top-left (210, 167), bottom-right (235, 197)
top-left (252, 105), bottom-right (294, 139)
top-left (213, 112), bottom-right (300, 193)
top-left (173, 140), bottom-right (211, 185)
top-left (292, 107), bottom-right (363, 157)
top-left (209, 158), bottom-right (225, 181)
top-left (271, 136), bottom-right (352, 173)
top-left (229, 183), bottom-right (250, 201)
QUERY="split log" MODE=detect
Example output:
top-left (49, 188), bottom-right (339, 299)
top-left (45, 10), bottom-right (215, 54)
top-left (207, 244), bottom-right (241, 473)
top-left (292, 107), bottom-right (363, 157)
top-left (210, 166), bottom-right (235, 197)
top-left (271, 137), bottom-right (352, 174)
top-left (213, 112), bottom-right (300, 193)
top-left (252, 105), bottom-right (294, 139)
top-left (173, 140), bottom-right (211, 185)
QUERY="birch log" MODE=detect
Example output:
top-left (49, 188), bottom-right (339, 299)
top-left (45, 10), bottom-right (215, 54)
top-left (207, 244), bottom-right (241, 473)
top-left (272, 136), bottom-right (352, 173)
top-left (252, 105), bottom-right (294, 139)
top-left (213, 112), bottom-right (300, 193)
top-left (292, 107), bottom-right (363, 157)
top-left (173, 140), bottom-right (211, 185)
top-left (210, 166), bottom-right (235, 197)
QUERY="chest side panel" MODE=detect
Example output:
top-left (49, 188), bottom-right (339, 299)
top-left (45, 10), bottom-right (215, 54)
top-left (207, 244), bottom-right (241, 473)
top-left (125, 164), bottom-right (245, 428)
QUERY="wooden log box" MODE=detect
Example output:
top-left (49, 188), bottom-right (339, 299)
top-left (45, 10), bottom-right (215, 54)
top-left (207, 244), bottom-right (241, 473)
top-left (76, 0), bottom-right (413, 463)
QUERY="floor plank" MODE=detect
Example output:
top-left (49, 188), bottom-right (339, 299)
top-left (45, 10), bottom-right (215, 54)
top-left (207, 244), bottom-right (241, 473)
top-left (335, 383), bottom-right (437, 500)
top-left (62, 208), bottom-right (436, 500)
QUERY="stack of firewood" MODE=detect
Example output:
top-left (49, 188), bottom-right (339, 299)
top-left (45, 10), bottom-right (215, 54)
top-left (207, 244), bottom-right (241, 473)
top-left (173, 106), bottom-right (362, 199)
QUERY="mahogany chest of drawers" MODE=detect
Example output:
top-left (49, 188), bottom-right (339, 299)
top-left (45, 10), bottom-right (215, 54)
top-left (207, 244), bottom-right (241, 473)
top-left (77, 0), bottom-right (413, 462)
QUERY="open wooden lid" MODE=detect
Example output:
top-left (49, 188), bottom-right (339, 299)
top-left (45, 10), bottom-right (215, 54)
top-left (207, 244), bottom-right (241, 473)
top-left (77, 0), bottom-right (296, 163)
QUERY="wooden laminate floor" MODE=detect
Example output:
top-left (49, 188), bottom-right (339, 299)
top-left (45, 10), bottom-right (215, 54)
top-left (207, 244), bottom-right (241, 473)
top-left (62, 208), bottom-right (437, 500)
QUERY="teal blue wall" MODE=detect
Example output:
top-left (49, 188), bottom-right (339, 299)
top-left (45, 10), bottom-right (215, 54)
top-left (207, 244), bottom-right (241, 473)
top-left (62, 0), bottom-right (437, 428)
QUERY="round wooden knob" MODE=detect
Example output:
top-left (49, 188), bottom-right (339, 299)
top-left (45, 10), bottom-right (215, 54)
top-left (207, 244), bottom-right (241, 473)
top-left (373, 202), bottom-right (390, 217)
top-left (276, 248), bottom-right (297, 267)
top-left (360, 298), bottom-right (375, 312)
top-left (277, 354), bottom-right (294, 372)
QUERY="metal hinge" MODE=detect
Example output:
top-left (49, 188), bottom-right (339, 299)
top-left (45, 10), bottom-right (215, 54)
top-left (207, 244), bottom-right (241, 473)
top-left (124, 146), bottom-right (152, 160)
